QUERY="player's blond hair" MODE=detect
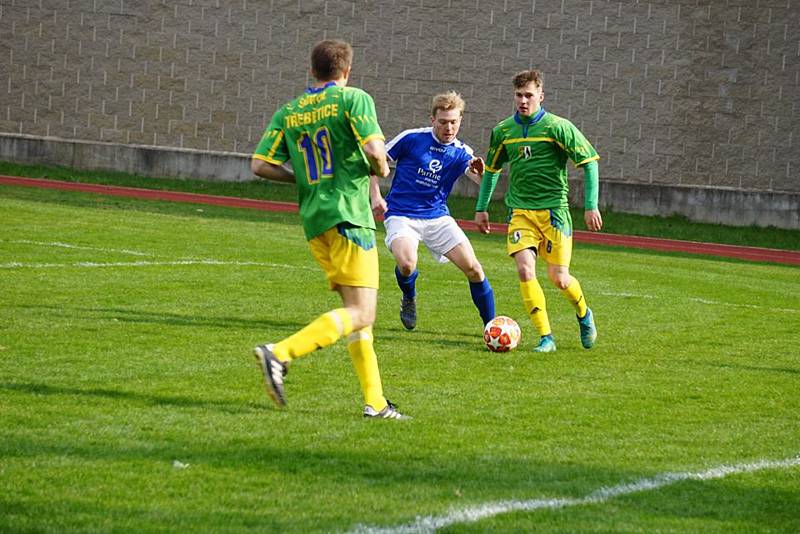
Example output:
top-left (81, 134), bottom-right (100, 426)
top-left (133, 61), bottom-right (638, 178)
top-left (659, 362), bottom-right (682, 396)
top-left (310, 39), bottom-right (353, 81)
top-left (431, 91), bottom-right (465, 117)
top-left (512, 69), bottom-right (544, 89)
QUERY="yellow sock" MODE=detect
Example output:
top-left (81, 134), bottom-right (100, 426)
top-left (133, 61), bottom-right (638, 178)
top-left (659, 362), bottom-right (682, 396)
top-left (520, 279), bottom-right (551, 336)
top-left (272, 308), bottom-right (354, 362)
top-left (347, 327), bottom-right (387, 411)
top-left (561, 278), bottom-right (588, 318)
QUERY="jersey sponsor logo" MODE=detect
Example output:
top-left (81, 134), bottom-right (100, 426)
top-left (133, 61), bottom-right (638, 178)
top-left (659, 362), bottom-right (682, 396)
top-left (428, 159), bottom-right (442, 172)
top-left (415, 166), bottom-right (441, 184)
top-left (414, 159), bottom-right (443, 185)
top-left (429, 145), bottom-right (446, 153)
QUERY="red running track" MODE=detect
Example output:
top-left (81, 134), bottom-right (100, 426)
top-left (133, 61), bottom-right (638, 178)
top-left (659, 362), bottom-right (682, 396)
top-left (2, 174), bottom-right (798, 266)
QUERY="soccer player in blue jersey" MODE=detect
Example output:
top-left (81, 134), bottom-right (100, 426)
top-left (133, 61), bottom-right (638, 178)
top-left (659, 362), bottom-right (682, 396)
top-left (370, 91), bottom-right (495, 330)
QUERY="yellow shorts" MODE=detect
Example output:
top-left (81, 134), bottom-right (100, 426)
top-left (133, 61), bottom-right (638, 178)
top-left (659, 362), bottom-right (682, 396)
top-left (507, 208), bottom-right (573, 266)
top-left (309, 224), bottom-right (379, 290)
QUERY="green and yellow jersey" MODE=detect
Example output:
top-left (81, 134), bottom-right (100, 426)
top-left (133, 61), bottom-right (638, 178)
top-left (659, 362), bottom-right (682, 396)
top-left (476, 109), bottom-right (599, 211)
top-left (253, 83), bottom-right (384, 240)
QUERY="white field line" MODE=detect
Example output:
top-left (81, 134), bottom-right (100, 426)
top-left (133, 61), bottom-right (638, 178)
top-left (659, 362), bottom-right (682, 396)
top-left (600, 290), bottom-right (798, 314)
top-left (349, 455), bottom-right (800, 534)
top-left (3, 239), bottom-right (154, 257)
top-left (2, 239), bottom-right (312, 270)
top-left (686, 296), bottom-right (800, 314)
top-left (0, 259), bottom-right (313, 270)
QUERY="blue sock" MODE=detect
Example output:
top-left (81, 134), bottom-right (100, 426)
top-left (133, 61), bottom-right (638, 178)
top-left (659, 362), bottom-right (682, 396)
top-left (395, 267), bottom-right (418, 298)
top-left (469, 278), bottom-right (496, 325)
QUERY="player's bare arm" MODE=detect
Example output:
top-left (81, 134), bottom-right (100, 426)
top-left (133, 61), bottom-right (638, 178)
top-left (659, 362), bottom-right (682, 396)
top-left (466, 157), bottom-right (485, 185)
top-left (363, 139), bottom-right (390, 178)
top-left (369, 175), bottom-right (387, 217)
top-left (251, 158), bottom-right (295, 183)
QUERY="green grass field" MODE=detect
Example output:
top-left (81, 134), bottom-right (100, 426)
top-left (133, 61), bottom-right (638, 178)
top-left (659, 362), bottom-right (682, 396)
top-left (1, 183), bottom-right (799, 533)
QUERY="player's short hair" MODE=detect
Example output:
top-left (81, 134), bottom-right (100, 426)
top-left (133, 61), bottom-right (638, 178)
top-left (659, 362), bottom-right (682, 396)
top-left (310, 39), bottom-right (353, 81)
top-left (431, 91), bottom-right (466, 117)
top-left (512, 69), bottom-right (544, 89)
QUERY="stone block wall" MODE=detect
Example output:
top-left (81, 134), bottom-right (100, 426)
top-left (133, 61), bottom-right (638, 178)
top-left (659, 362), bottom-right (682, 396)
top-left (0, 0), bottom-right (798, 227)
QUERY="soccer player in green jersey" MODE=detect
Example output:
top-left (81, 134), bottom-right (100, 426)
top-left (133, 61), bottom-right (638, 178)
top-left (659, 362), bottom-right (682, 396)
top-left (250, 39), bottom-right (407, 419)
top-left (474, 69), bottom-right (602, 353)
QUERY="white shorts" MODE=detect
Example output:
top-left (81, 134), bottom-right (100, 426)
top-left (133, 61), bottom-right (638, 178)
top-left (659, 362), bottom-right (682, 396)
top-left (383, 215), bottom-right (468, 264)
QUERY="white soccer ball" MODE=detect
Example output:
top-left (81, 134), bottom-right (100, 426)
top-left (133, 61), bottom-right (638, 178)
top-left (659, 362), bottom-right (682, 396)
top-left (483, 315), bottom-right (521, 352)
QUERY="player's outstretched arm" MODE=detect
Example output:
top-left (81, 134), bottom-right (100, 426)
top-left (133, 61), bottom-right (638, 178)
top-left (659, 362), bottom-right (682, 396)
top-left (474, 168), bottom-right (500, 235)
top-left (466, 157), bottom-right (485, 185)
top-left (251, 158), bottom-right (295, 183)
top-left (363, 139), bottom-right (390, 178)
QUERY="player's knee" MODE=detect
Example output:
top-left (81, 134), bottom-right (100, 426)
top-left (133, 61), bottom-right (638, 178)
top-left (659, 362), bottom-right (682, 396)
top-left (397, 261), bottom-right (416, 276)
top-left (348, 307), bottom-right (376, 331)
top-left (463, 262), bottom-right (484, 281)
top-left (516, 265), bottom-right (535, 281)
top-left (550, 273), bottom-right (570, 290)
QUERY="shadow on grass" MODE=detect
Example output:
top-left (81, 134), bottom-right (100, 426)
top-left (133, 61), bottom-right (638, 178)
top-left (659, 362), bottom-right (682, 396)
top-left (705, 360), bottom-right (800, 376)
top-left (0, 381), bottom-right (260, 415)
top-left (17, 304), bottom-right (488, 350)
top-left (378, 325), bottom-right (483, 345)
top-left (17, 303), bottom-right (308, 331)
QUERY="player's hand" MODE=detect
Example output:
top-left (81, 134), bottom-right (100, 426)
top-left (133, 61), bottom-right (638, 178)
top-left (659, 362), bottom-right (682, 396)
top-left (584, 209), bottom-right (603, 232)
top-left (475, 211), bottom-right (491, 234)
top-left (371, 192), bottom-right (387, 218)
top-left (468, 157), bottom-right (485, 177)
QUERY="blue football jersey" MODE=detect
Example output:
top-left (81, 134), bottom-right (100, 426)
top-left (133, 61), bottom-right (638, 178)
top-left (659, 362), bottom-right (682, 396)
top-left (385, 127), bottom-right (474, 219)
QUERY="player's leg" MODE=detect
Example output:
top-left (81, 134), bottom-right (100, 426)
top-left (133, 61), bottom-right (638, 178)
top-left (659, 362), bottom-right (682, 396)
top-left (391, 236), bottom-right (419, 294)
top-left (254, 302), bottom-right (355, 405)
top-left (346, 326), bottom-right (403, 419)
top-left (338, 285), bottom-right (383, 407)
top-left (338, 285), bottom-right (405, 419)
top-left (444, 239), bottom-right (496, 326)
top-left (508, 209), bottom-right (555, 352)
top-left (540, 208), bottom-right (596, 349)
top-left (384, 216), bottom-right (421, 330)
top-left (547, 264), bottom-right (585, 316)
top-left (252, 225), bottom-right (364, 407)
top-left (334, 226), bottom-right (408, 419)
top-left (264, 228), bottom-right (359, 362)
top-left (514, 249), bottom-right (556, 353)
top-left (391, 237), bottom-right (419, 330)
top-left (546, 263), bottom-right (596, 349)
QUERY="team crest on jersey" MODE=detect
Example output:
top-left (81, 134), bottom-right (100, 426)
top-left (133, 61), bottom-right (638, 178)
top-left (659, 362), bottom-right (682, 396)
top-left (519, 146), bottom-right (532, 159)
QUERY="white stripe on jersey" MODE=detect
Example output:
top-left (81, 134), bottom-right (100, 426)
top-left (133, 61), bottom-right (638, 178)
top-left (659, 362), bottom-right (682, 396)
top-left (386, 127), bottom-right (474, 164)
